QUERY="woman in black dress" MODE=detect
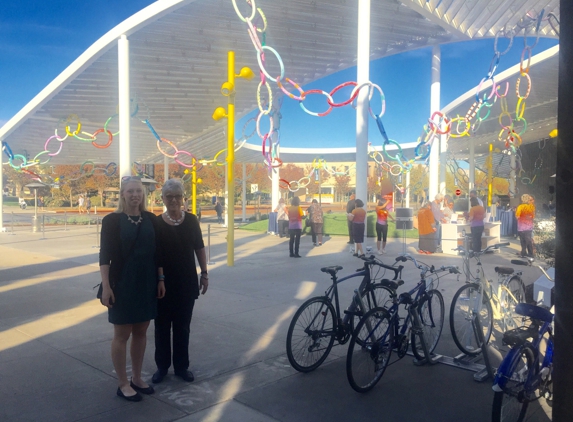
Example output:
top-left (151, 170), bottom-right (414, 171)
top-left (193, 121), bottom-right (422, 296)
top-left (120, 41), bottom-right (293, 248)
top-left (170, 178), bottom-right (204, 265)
top-left (99, 176), bottom-right (165, 402)
top-left (152, 179), bottom-right (208, 384)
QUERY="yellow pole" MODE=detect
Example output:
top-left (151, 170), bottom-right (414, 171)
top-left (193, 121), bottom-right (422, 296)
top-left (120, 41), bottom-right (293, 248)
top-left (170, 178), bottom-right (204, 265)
top-left (192, 158), bottom-right (197, 214)
top-left (488, 143), bottom-right (493, 207)
top-left (227, 51), bottom-right (235, 266)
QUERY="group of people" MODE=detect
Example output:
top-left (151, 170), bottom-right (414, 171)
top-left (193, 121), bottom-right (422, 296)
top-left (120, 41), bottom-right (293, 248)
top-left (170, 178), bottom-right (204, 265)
top-left (78, 194), bottom-right (92, 214)
top-left (99, 177), bottom-right (208, 402)
top-left (274, 196), bottom-right (324, 257)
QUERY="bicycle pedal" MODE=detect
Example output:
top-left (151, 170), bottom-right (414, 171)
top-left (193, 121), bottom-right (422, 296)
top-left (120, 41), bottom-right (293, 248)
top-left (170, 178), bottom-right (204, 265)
top-left (343, 309), bottom-right (362, 317)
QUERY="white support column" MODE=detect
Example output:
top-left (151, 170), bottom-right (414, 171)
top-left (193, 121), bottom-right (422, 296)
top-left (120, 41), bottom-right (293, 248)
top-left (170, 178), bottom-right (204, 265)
top-left (271, 96), bottom-right (281, 210)
top-left (405, 170), bottom-right (411, 208)
top-left (355, 0), bottom-right (371, 209)
top-left (118, 35), bottom-right (131, 178)
top-left (439, 132), bottom-right (447, 194)
top-left (509, 153), bottom-right (516, 199)
top-left (429, 45), bottom-right (441, 201)
top-left (242, 163), bottom-right (247, 222)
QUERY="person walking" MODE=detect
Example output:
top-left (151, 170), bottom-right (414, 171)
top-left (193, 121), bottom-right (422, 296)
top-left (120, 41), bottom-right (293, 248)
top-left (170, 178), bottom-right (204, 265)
top-left (214, 200), bottom-right (223, 224)
top-left (78, 194), bottom-right (85, 214)
top-left (308, 199), bottom-right (324, 246)
top-left (348, 198), bottom-right (366, 258)
top-left (375, 199), bottom-right (395, 254)
top-left (288, 197), bottom-right (304, 258)
top-left (86, 196), bottom-right (92, 214)
top-left (468, 196), bottom-right (486, 252)
top-left (99, 176), bottom-right (165, 402)
top-left (515, 194), bottom-right (535, 258)
top-left (152, 179), bottom-right (208, 385)
top-left (346, 192), bottom-right (356, 245)
top-left (274, 198), bottom-right (288, 238)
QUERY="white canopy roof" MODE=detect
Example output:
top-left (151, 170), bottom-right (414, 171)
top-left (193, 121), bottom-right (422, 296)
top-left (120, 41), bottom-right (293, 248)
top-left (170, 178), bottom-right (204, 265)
top-left (0, 0), bottom-right (559, 167)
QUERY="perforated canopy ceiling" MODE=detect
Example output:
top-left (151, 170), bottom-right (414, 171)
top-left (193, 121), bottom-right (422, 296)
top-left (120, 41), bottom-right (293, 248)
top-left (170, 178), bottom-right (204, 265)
top-left (0, 0), bottom-right (559, 167)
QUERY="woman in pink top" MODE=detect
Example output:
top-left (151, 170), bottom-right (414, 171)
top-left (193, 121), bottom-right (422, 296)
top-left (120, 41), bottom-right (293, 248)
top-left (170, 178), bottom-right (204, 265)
top-left (348, 199), bottom-right (366, 258)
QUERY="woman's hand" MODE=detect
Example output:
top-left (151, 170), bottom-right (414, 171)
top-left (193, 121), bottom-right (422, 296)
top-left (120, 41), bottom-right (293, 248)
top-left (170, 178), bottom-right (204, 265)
top-left (101, 286), bottom-right (115, 308)
top-left (347, 213), bottom-right (354, 221)
top-left (157, 280), bottom-right (166, 299)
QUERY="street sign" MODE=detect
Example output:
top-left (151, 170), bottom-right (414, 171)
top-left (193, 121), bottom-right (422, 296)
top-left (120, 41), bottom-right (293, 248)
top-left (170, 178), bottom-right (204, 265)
top-left (250, 184), bottom-right (258, 193)
top-left (455, 189), bottom-right (461, 196)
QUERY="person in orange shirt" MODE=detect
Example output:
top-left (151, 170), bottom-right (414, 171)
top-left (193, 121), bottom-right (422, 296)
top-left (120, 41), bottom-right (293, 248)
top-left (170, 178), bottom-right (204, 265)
top-left (468, 196), bottom-right (486, 252)
top-left (348, 199), bottom-right (366, 258)
top-left (375, 199), bottom-right (395, 254)
top-left (417, 202), bottom-right (437, 254)
top-left (515, 194), bottom-right (535, 258)
top-left (288, 197), bottom-right (304, 258)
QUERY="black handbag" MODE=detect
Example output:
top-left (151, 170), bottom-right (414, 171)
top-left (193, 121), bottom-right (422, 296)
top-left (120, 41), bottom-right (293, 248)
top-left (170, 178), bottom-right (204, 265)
top-left (95, 219), bottom-right (142, 302)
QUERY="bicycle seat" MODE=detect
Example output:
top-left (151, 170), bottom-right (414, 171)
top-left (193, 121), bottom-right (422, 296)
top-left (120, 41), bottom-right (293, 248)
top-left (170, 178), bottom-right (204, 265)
top-left (502, 324), bottom-right (539, 347)
top-left (494, 266), bottom-right (514, 275)
top-left (380, 279), bottom-right (404, 291)
top-left (515, 303), bottom-right (553, 323)
top-left (321, 266), bottom-right (343, 276)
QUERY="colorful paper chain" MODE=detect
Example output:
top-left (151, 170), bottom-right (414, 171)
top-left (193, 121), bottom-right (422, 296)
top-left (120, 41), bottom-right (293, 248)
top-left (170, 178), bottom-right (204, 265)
top-left (278, 158), bottom-right (354, 192)
top-left (232, 0), bottom-right (546, 174)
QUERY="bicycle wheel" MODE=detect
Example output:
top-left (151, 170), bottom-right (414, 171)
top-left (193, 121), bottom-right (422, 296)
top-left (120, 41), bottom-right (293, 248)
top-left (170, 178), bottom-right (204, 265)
top-left (346, 307), bottom-right (393, 393)
top-left (352, 283), bottom-right (395, 330)
top-left (411, 289), bottom-right (444, 361)
top-left (492, 345), bottom-right (534, 422)
top-left (450, 283), bottom-right (493, 356)
top-left (503, 276), bottom-right (526, 330)
top-left (286, 296), bottom-right (336, 372)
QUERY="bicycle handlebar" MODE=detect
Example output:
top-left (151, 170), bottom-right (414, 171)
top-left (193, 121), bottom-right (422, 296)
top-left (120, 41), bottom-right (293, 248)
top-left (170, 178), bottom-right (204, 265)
top-left (360, 255), bottom-right (403, 280)
top-left (511, 259), bottom-right (554, 282)
top-left (452, 242), bottom-right (510, 255)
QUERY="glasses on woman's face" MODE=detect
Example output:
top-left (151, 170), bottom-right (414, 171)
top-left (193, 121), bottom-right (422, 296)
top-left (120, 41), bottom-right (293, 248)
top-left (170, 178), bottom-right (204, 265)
top-left (164, 194), bottom-right (183, 202)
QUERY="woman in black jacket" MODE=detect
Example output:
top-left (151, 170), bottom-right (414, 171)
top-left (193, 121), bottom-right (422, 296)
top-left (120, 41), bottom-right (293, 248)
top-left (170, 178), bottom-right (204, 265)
top-left (99, 176), bottom-right (165, 402)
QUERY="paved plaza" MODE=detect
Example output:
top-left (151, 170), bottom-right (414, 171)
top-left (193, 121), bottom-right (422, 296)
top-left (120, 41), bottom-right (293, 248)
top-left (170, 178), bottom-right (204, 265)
top-left (0, 218), bottom-right (552, 421)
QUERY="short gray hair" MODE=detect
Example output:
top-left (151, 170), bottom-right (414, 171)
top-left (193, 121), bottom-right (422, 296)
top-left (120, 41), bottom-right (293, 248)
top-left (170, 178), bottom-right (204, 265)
top-left (435, 193), bottom-right (444, 201)
top-left (162, 179), bottom-right (184, 196)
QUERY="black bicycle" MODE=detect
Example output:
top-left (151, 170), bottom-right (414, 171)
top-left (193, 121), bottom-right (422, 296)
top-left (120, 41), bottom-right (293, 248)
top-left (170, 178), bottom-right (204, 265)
top-left (286, 255), bottom-right (404, 372)
top-left (346, 254), bottom-right (460, 392)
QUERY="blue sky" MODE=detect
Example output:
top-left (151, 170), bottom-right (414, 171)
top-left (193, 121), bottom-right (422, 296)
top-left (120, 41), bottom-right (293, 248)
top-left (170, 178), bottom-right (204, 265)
top-left (0, 1), bottom-right (559, 151)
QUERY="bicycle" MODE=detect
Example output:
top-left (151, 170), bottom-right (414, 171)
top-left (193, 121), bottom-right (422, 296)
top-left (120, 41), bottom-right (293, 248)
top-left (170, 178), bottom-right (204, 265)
top-left (286, 255), bottom-right (403, 373)
top-left (492, 258), bottom-right (554, 422)
top-left (449, 239), bottom-right (526, 356)
top-left (345, 254), bottom-right (460, 392)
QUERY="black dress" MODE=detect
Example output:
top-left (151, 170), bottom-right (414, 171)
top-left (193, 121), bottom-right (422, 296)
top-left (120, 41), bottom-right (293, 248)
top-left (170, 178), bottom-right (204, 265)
top-left (99, 212), bottom-right (161, 325)
top-left (155, 213), bottom-right (205, 372)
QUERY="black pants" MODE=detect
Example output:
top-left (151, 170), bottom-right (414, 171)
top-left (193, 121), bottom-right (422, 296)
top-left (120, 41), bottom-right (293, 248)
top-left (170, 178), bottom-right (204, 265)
top-left (518, 230), bottom-right (534, 257)
top-left (289, 229), bottom-right (301, 255)
top-left (471, 225), bottom-right (484, 252)
top-left (347, 220), bottom-right (354, 243)
top-left (278, 220), bottom-right (288, 237)
top-left (155, 299), bottom-right (196, 372)
top-left (376, 223), bottom-right (388, 242)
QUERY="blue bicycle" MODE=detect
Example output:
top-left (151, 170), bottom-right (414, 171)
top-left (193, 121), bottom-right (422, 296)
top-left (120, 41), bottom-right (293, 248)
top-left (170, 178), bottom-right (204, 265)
top-left (492, 259), bottom-right (554, 422)
top-left (286, 255), bottom-right (403, 372)
top-left (346, 254), bottom-right (460, 392)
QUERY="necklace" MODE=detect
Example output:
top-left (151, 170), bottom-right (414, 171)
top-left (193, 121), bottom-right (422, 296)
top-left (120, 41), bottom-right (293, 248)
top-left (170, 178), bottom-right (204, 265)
top-left (164, 211), bottom-right (184, 225)
top-left (126, 214), bottom-right (143, 225)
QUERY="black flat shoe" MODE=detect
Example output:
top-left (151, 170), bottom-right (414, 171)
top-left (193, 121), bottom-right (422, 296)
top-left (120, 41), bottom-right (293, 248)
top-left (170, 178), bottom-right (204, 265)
top-left (289, 253), bottom-right (295, 257)
top-left (294, 254), bottom-right (302, 258)
top-left (130, 381), bottom-right (154, 395)
top-left (152, 369), bottom-right (167, 384)
top-left (117, 387), bottom-right (142, 402)
top-left (174, 370), bottom-right (195, 382)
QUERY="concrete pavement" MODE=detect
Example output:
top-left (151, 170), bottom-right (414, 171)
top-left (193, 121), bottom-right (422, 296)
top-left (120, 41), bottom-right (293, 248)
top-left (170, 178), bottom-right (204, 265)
top-left (0, 222), bottom-right (551, 421)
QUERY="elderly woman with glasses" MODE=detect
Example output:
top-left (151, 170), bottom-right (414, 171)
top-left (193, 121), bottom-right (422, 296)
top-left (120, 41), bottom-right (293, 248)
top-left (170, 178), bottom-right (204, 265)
top-left (99, 176), bottom-right (166, 402)
top-left (151, 179), bottom-right (208, 385)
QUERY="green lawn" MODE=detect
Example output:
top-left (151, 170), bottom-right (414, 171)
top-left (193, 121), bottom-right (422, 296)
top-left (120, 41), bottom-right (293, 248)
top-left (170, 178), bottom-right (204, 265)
top-left (239, 211), bottom-right (419, 239)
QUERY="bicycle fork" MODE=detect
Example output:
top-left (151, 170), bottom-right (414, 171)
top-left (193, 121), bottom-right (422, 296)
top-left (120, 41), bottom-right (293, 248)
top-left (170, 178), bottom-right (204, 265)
top-left (409, 302), bottom-right (441, 365)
